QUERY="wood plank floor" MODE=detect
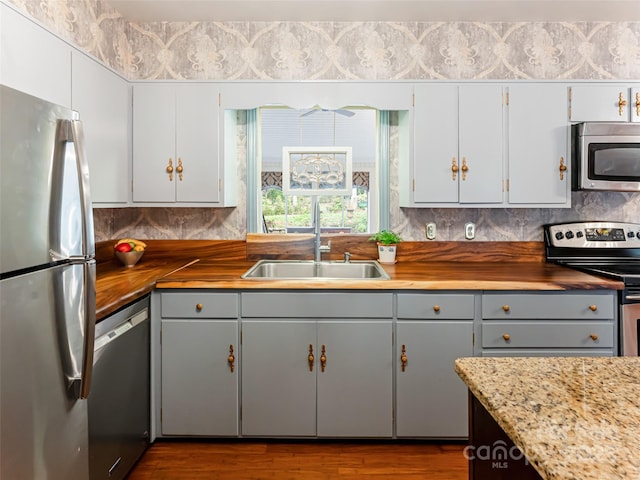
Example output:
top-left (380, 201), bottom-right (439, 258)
top-left (126, 440), bottom-right (468, 479)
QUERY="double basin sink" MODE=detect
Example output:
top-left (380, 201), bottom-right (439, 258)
top-left (242, 259), bottom-right (390, 280)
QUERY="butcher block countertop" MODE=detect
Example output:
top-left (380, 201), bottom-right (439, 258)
top-left (455, 357), bottom-right (640, 480)
top-left (95, 238), bottom-right (623, 320)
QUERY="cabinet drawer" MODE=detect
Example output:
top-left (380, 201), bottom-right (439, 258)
top-left (397, 294), bottom-right (475, 319)
top-left (161, 292), bottom-right (238, 318)
top-left (482, 321), bottom-right (614, 349)
top-left (241, 292), bottom-right (393, 318)
top-left (482, 293), bottom-right (615, 319)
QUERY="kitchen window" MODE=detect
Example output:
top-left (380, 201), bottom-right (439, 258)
top-left (253, 106), bottom-right (382, 234)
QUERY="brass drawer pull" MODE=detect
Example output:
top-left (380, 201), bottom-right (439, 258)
top-left (590, 334), bottom-right (599, 342)
top-left (320, 345), bottom-right (327, 372)
top-left (227, 345), bottom-right (235, 372)
top-left (308, 344), bottom-right (314, 372)
top-left (400, 344), bottom-right (408, 372)
top-left (433, 305), bottom-right (441, 312)
top-left (196, 303), bottom-right (203, 312)
top-left (502, 333), bottom-right (511, 342)
top-left (589, 305), bottom-right (598, 312)
top-left (502, 305), bottom-right (510, 312)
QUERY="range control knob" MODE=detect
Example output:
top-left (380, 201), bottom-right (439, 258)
top-left (565, 231), bottom-right (574, 239)
top-left (576, 231), bottom-right (583, 238)
top-left (628, 231), bottom-right (635, 238)
top-left (637, 231), bottom-right (640, 240)
top-left (555, 231), bottom-right (564, 240)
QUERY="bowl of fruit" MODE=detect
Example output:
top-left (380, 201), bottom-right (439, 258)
top-left (114, 238), bottom-right (147, 267)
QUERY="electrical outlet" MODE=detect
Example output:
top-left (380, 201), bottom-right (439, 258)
top-left (465, 222), bottom-right (475, 240)
top-left (425, 222), bottom-right (436, 240)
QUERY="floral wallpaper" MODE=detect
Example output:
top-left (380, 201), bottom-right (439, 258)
top-left (8, 0), bottom-right (640, 241)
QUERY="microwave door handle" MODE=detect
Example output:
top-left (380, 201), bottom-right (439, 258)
top-left (70, 119), bottom-right (95, 259)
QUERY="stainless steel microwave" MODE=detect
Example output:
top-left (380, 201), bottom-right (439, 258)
top-left (572, 122), bottom-right (640, 192)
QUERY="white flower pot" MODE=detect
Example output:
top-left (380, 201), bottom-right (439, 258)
top-left (377, 243), bottom-right (397, 264)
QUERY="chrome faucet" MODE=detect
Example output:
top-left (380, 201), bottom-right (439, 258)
top-left (314, 202), bottom-right (331, 262)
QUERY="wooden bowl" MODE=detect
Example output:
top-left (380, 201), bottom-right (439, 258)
top-left (114, 250), bottom-right (144, 267)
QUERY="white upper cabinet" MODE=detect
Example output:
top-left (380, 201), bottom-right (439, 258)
top-left (570, 85), bottom-right (640, 122)
top-left (72, 52), bottom-right (130, 206)
top-left (0, 3), bottom-right (71, 107)
top-left (132, 83), bottom-right (233, 205)
top-left (507, 84), bottom-right (570, 207)
top-left (409, 84), bottom-right (504, 206)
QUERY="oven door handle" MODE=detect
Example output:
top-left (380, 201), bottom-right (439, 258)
top-left (625, 295), bottom-right (640, 301)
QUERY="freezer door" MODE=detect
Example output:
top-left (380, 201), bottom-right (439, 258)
top-left (0, 262), bottom-right (93, 480)
top-left (0, 85), bottom-right (94, 274)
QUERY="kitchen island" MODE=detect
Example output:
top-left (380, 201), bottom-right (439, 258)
top-left (455, 356), bottom-right (640, 480)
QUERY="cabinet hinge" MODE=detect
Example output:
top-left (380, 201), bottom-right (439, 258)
top-left (160, 407), bottom-right (163, 422)
top-left (412, 178), bottom-right (415, 192)
top-left (218, 92), bottom-right (221, 107)
top-left (412, 93), bottom-right (415, 107)
top-left (472, 331), bottom-right (475, 346)
top-left (219, 178), bottom-right (222, 192)
top-left (504, 92), bottom-right (509, 106)
top-left (160, 329), bottom-right (162, 345)
top-left (506, 179), bottom-right (509, 192)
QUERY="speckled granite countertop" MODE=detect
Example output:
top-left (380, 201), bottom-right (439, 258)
top-left (455, 357), bottom-right (640, 480)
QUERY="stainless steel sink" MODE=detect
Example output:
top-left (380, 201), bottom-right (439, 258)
top-left (242, 260), bottom-right (390, 280)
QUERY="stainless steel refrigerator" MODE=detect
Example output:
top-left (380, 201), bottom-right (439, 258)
top-left (0, 85), bottom-right (95, 480)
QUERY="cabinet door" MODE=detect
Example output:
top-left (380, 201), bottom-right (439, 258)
top-left (161, 319), bottom-right (238, 436)
top-left (316, 321), bottom-right (393, 437)
top-left (396, 321), bottom-right (473, 438)
top-left (458, 85), bottom-right (504, 204)
top-left (241, 320), bottom-right (317, 436)
top-left (175, 85), bottom-right (220, 203)
top-left (570, 85), bottom-right (631, 122)
top-left (132, 84), bottom-right (176, 202)
top-left (413, 84), bottom-right (459, 203)
top-left (508, 84), bottom-right (569, 205)
top-left (72, 52), bottom-right (129, 205)
top-left (0, 3), bottom-right (71, 107)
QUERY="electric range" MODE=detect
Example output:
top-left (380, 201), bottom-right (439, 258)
top-left (544, 221), bottom-right (640, 355)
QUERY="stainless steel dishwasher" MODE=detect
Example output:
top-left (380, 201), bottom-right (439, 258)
top-left (89, 296), bottom-right (150, 480)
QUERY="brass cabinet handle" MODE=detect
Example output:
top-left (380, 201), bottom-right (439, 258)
top-left (589, 304), bottom-right (598, 312)
top-left (502, 305), bottom-right (510, 312)
top-left (196, 303), bottom-right (203, 311)
top-left (176, 157), bottom-right (183, 181)
top-left (461, 157), bottom-right (469, 181)
top-left (433, 305), bottom-right (441, 312)
top-left (308, 344), bottom-right (314, 372)
top-left (559, 157), bottom-right (567, 181)
top-left (502, 333), bottom-right (511, 342)
top-left (227, 345), bottom-right (235, 372)
top-left (166, 158), bottom-right (174, 181)
top-left (320, 345), bottom-right (327, 372)
top-left (451, 157), bottom-right (459, 180)
top-left (618, 92), bottom-right (627, 116)
top-left (636, 92), bottom-right (640, 116)
top-left (400, 344), bottom-right (408, 372)
top-left (589, 334), bottom-right (599, 342)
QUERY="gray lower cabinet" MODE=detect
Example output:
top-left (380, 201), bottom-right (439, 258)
top-left (160, 292), bottom-right (239, 436)
top-left (241, 292), bottom-right (393, 438)
top-left (396, 293), bottom-right (475, 438)
top-left (478, 291), bottom-right (618, 357)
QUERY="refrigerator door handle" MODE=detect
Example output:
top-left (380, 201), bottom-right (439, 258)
top-left (70, 119), bottom-right (95, 260)
top-left (79, 261), bottom-right (96, 399)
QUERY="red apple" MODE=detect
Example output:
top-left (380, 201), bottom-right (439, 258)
top-left (115, 242), bottom-right (132, 253)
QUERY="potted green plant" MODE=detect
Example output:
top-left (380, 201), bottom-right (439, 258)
top-left (369, 230), bottom-right (402, 264)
